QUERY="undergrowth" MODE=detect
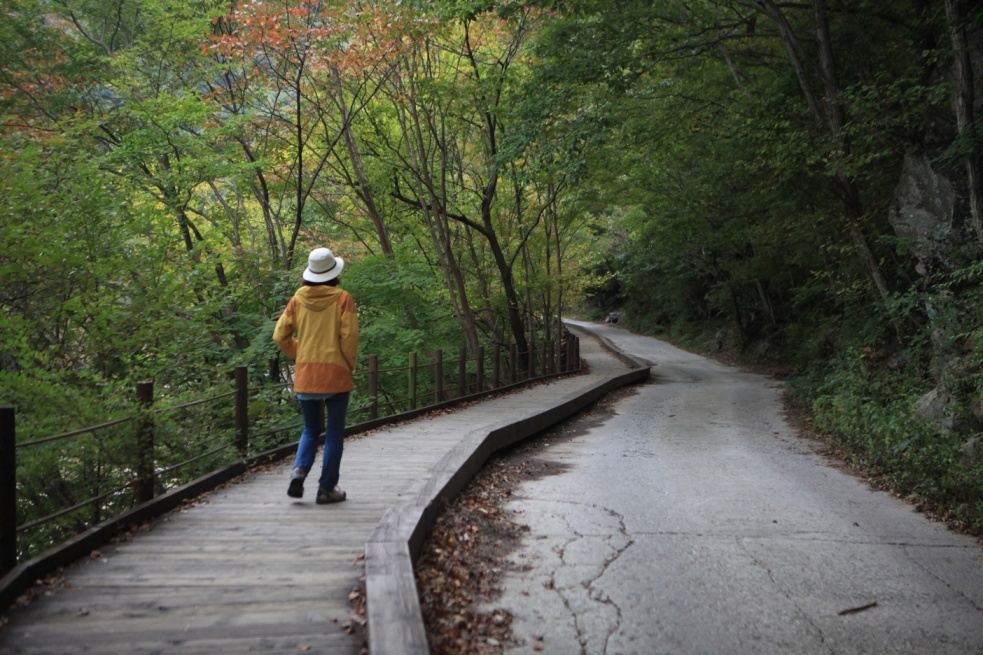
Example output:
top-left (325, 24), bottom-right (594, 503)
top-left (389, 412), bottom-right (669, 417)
top-left (795, 356), bottom-right (983, 535)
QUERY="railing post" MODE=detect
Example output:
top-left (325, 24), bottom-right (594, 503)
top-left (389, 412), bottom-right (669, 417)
top-left (493, 345), bottom-right (501, 389)
top-left (476, 347), bottom-right (485, 393)
top-left (134, 382), bottom-right (155, 505)
top-left (434, 349), bottom-right (444, 403)
top-left (458, 347), bottom-right (467, 398)
top-left (235, 366), bottom-right (249, 457)
top-left (528, 329), bottom-right (536, 379)
top-left (509, 344), bottom-right (517, 384)
top-left (408, 352), bottom-right (418, 410)
top-left (368, 354), bottom-right (379, 420)
top-left (1, 406), bottom-right (16, 576)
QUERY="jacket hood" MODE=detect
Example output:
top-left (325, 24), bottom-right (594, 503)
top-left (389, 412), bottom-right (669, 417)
top-left (295, 285), bottom-right (344, 311)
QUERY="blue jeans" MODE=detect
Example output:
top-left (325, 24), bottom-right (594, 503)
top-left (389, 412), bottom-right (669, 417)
top-left (292, 393), bottom-right (349, 491)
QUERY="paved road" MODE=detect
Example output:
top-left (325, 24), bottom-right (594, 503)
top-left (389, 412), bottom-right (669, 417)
top-left (490, 322), bottom-right (983, 655)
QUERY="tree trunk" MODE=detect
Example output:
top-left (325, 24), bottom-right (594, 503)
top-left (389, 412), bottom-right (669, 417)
top-left (944, 0), bottom-right (983, 242)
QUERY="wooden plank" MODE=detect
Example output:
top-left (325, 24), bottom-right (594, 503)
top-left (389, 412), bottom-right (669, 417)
top-left (1, 621), bottom-right (360, 653)
top-left (58, 570), bottom-right (362, 585)
top-left (8, 603), bottom-right (355, 630)
top-left (105, 542), bottom-right (365, 555)
top-left (10, 587), bottom-right (352, 614)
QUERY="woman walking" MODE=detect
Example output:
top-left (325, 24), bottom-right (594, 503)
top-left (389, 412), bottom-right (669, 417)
top-left (273, 247), bottom-right (359, 504)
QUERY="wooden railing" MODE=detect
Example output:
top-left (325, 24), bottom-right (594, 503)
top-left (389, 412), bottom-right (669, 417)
top-left (0, 334), bottom-right (581, 578)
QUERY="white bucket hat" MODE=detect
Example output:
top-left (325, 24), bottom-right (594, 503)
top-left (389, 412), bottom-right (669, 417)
top-left (303, 247), bottom-right (344, 283)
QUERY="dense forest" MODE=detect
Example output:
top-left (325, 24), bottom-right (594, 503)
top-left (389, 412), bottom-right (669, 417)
top-left (1, 0), bottom-right (981, 536)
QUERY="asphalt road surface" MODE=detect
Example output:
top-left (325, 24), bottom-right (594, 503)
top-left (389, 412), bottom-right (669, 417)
top-left (488, 322), bottom-right (983, 655)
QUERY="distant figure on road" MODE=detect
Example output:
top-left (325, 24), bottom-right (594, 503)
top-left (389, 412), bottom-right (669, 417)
top-left (273, 246), bottom-right (359, 504)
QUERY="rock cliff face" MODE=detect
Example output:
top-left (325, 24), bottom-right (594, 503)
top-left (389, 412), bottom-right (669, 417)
top-left (889, 153), bottom-right (956, 276)
top-left (888, 151), bottom-right (982, 454)
top-left (886, 25), bottom-right (983, 451)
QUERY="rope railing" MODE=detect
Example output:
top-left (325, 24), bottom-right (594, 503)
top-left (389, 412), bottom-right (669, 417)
top-left (0, 332), bottom-right (581, 576)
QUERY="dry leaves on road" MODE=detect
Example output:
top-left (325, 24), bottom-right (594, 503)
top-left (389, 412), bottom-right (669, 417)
top-left (415, 453), bottom-right (531, 654)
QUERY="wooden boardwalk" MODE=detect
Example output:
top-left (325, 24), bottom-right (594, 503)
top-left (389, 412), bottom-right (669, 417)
top-left (0, 326), bottom-right (644, 654)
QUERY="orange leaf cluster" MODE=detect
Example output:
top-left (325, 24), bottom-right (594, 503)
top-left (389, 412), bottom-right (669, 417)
top-left (206, 0), bottom-right (429, 81)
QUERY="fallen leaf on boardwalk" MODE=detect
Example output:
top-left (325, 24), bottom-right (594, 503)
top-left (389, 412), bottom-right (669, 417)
top-left (15, 590), bottom-right (37, 606)
top-left (341, 582), bottom-right (368, 650)
top-left (533, 645), bottom-right (545, 652)
top-left (298, 644), bottom-right (312, 652)
top-left (77, 608), bottom-right (89, 617)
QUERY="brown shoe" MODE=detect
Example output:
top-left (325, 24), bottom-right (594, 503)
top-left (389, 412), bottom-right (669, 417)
top-left (316, 486), bottom-right (346, 504)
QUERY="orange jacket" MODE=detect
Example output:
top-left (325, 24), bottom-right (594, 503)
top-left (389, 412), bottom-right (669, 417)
top-left (273, 285), bottom-right (359, 394)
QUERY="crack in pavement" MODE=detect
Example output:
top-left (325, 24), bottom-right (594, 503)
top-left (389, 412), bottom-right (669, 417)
top-left (533, 500), bottom-right (632, 655)
top-left (903, 544), bottom-right (983, 613)
top-left (735, 537), bottom-right (834, 654)
top-left (592, 533), bottom-right (633, 655)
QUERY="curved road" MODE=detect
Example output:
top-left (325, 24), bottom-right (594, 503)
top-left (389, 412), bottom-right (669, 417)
top-left (489, 322), bottom-right (983, 654)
